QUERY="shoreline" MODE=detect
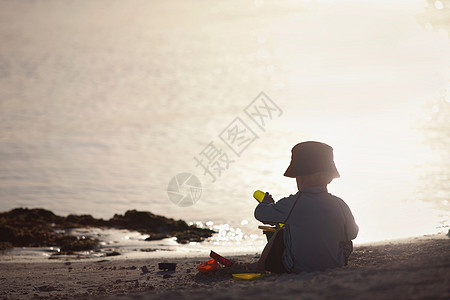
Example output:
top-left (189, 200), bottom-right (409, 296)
top-left (1, 233), bottom-right (449, 299)
top-left (1, 232), bottom-right (447, 264)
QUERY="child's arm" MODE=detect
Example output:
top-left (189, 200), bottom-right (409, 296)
top-left (254, 193), bottom-right (298, 224)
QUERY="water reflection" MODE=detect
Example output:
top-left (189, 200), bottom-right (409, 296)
top-left (416, 0), bottom-right (450, 213)
top-left (417, 0), bottom-right (450, 38)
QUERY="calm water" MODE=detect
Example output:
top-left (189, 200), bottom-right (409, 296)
top-left (0, 0), bottom-right (449, 253)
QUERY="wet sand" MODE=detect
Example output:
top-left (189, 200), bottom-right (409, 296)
top-left (1, 234), bottom-right (449, 300)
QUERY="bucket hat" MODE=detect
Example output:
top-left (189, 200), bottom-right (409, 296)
top-left (283, 141), bottom-right (340, 178)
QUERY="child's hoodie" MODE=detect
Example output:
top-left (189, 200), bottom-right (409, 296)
top-left (255, 186), bottom-right (358, 273)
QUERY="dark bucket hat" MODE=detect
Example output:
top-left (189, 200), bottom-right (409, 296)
top-left (284, 141), bottom-right (340, 178)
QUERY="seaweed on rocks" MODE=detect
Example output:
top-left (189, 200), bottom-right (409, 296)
top-left (0, 208), bottom-right (99, 253)
top-left (0, 208), bottom-right (215, 252)
top-left (0, 242), bottom-right (13, 252)
top-left (109, 210), bottom-right (214, 244)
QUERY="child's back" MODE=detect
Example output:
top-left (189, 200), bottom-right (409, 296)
top-left (252, 141), bottom-right (358, 273)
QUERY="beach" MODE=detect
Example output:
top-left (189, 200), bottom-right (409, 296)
top-left (1, 234), bottom-right (449, 300)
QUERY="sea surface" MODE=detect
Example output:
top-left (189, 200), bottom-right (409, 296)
top-left (0, 0), bottom-right (449, 259)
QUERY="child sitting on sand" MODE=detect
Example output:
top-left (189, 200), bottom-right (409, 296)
top-left (249, 141), bottom-right (359, 273)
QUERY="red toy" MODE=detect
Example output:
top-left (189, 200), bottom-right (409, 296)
top-left (197, 259), bottom-right (219, 273)
top-left (210, 250), bottom-right (233, 267)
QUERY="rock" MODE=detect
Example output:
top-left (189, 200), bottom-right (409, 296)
top-left (0, 207), bottom-right (215, 252)
top-left (0, 208), bottom-right (98, 252)
top-left (140, 248), bottom-right (157, 252)
top-left (144, 234), bottom-right (168, 241)
top-left (163, 274), bottom-right (172, 279)
top-left (0, 242), bottom-right (13, 251)
top-left (57, 235), bottom-right (98, 252)
top-left (141, 266), bottom-right (149, 274)
top-left (108, 210), bottom-right (215, 243)
top-left (35, 285), bottom-right (55, 292)
top-left (63, 214), bottom-right (107, 228)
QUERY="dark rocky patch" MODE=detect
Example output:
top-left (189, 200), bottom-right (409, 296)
top-left (0, 208), bottom-right (98, 252)
top-left (0, 208), bottom-right (215, 253)
top-left (0, 241), bottom-right (13, 252)
top-left (107, 210), bottom-right (214, 243)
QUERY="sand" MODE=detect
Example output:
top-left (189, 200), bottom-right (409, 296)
top-left (1, 235), bottom-right (449, 300)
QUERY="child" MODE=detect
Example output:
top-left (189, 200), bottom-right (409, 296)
top-left (250, 141), bottom-right (358, 273)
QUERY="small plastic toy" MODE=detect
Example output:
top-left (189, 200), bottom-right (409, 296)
top-left (197, 259), bottom-right (219, 273)
top-left (253, 190), bottom-right (266, 202)
top-left (210, 250), bottom-right (233, 267)
top-left (232, 273), bottom-right (265, 280)
top-left (158, 263), bottom-right (177, 271)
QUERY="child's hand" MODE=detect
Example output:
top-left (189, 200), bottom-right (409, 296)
top-left (262, 192), bottom-right (275, 204)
